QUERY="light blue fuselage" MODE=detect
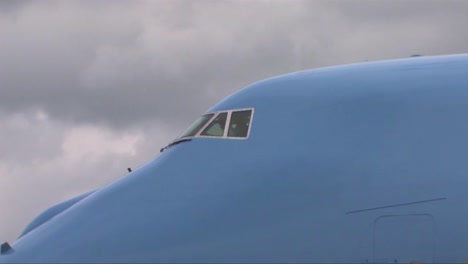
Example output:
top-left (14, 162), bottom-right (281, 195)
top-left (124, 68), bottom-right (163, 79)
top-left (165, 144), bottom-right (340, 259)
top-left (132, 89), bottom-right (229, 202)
top-left (2, 54), bottom-right (468, 263)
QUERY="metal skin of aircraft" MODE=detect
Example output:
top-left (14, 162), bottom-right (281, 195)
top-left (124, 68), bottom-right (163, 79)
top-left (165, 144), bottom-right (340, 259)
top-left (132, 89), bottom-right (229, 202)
top-left (1, 54), bottom-right (468, 263)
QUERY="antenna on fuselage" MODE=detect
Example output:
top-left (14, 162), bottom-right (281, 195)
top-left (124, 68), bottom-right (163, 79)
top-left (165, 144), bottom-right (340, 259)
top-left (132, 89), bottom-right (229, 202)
top-left (127, 168), bottom-right (132, 173)
top-left (1, 242), bottom-right (13, 255)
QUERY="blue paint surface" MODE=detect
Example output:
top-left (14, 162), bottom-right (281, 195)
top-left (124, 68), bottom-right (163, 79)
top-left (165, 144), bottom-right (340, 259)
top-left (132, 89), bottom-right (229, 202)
top-left (2, 54), bottom-right (468, 262)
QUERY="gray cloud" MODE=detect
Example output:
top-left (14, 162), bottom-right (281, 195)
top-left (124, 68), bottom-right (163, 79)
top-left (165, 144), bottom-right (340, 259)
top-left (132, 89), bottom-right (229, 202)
top-left (0, 0), bottom-right (30, 15)
top-left (2, 0), bottom-right (467, 130)
top-left (2, 0), bottom-right (467, 128)
top-left (0, 110), bottom-right (65, 165)
top-left (1, 0), bottom-right (468, 243)
top-left (0, 1), bottom-right (357, 128)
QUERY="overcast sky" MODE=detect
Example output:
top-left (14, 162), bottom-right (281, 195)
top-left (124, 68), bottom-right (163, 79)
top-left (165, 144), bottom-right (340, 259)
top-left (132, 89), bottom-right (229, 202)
top-left (1, 0), bottom-right (468, 243)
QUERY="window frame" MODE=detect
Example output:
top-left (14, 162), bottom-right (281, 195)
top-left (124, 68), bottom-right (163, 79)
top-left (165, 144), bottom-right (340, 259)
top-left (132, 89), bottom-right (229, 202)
top-left (226, 109), bottom-right (254, 138)
top-left (199, 112), bottom-right (228, 137)
top-left (180, 108), bottom-right (254, 140)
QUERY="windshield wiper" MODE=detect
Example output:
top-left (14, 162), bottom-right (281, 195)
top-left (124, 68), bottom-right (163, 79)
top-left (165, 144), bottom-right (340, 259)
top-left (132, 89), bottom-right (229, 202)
top-left (160, 138), bottom-right (192, 152)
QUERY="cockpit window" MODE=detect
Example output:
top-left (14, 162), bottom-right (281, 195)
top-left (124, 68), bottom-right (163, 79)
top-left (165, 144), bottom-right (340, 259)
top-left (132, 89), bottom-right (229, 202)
top-left (228, 110), bottom-right (252, 138)
top-left (177, 108), bottom-right (253, 141)
top-left (180, 113), bottom-right (214, 138)
top-left (161, 108), bottom-right (253, 151)
top-left (200, 112), bottom-right (228, 137)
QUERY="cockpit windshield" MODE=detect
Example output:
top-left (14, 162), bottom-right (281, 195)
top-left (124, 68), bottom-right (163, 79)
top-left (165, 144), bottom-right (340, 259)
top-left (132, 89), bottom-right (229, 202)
top-left (162, 108), bottom-right (253, 152)
top-left (228, 110), bottom-right (251, 138)
top-left (179, 113), bottom-right (214, 138)
top-left (179, 108), bottom-right (253, 140)
top-left (200, 112), bottom-right (228, 137)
